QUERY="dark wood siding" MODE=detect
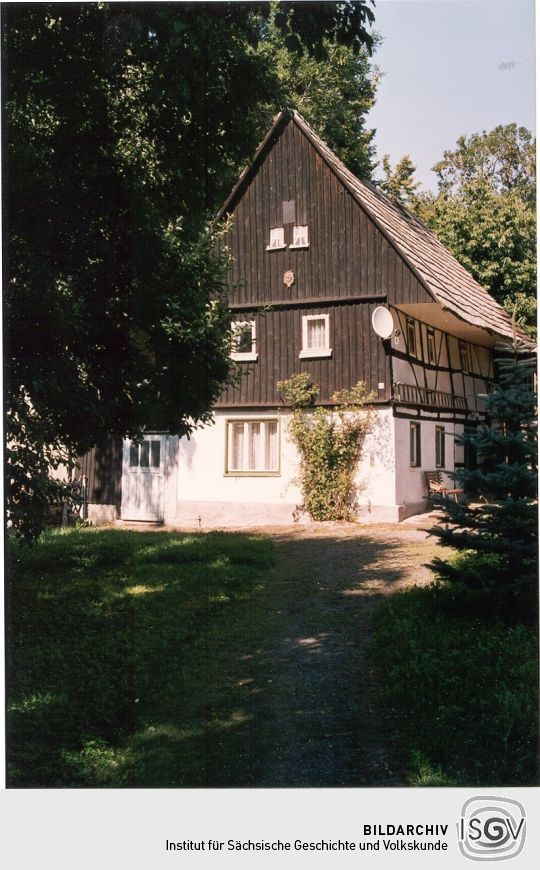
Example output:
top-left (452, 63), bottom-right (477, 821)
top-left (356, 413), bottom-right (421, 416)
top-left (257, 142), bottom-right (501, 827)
top-left (217, 117), bottom-right (429, 407)
top-left (220, 301), bottom-right (390, 406)
top-left (78, 437), bottom-right (123, 506)
top-left (220, 119), bottom-right (431, 309)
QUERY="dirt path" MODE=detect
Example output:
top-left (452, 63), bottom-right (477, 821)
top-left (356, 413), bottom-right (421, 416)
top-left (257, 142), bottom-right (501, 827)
top-left (157, 519), bottom-right (443, 788)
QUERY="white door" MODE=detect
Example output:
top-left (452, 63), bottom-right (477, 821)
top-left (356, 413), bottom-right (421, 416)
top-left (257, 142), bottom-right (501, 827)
top-left (121, 434), bottom-right (166, 521)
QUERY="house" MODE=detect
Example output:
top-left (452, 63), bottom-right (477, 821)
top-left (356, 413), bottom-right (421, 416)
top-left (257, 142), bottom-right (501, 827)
top-left (80, 110), bottom-right (529, 526)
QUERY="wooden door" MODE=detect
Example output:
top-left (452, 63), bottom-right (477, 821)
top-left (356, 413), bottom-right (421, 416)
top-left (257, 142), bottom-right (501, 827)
top-left (121, 435), bottom-right (166, 521)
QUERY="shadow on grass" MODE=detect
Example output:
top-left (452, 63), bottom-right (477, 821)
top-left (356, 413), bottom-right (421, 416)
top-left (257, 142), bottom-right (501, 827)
top-left (7, 526), bottom-right (428, 788)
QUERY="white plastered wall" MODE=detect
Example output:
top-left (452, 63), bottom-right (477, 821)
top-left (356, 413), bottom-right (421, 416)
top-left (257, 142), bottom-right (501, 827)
top-left (355, 407), bottom-right (399, 521)
top-left (166, 407), bottom-right (400, 527)
top-left (113, 409), bottom-right (469, 527)
top-left (170, 410), bottom-right (302, 526)
top-left (394, 416), bottom-right (465, 517)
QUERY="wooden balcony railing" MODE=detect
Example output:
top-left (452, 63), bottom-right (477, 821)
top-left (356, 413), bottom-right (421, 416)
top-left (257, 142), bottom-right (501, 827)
top-left (393, 382), bottom-right (469, 411)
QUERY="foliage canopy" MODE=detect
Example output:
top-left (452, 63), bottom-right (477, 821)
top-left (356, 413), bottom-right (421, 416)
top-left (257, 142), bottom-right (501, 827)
top-left (411, 125), bottom-right (537, 334)
top-left (4, 2), bottom-right (377, 537)
top-left (379, 153), bottom-right (419, 204)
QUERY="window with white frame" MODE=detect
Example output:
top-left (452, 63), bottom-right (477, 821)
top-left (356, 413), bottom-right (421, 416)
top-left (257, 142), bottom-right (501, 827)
top-left (226, 419), bottom-right (279, 474)
top-left (267, 227), bottom-right (285, 250)
top-left (231, 321), bottom-right (257, 361)
top-left (299, 314), bottom-right (332, 359)
top-left (435, 426), bottom-right (445, 468)
top-left (410, 422), bottom-right (421, 467)
top-left (291, 225), bottom-right (309, 248)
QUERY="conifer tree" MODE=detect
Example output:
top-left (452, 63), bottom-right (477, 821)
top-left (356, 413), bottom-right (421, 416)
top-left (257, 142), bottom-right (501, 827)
top-left (430, 337), bottom-right (537, 620)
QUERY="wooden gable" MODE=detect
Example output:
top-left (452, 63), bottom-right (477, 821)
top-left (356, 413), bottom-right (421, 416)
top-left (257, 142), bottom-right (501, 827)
top-left (216, 115), bottom-right (435, 408)
top-left (219, 114), bottom-right (433, 309)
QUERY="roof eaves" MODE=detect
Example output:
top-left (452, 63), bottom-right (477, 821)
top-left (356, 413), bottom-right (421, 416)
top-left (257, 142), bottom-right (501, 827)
top-left (291, 112), bottom-right (529, 343)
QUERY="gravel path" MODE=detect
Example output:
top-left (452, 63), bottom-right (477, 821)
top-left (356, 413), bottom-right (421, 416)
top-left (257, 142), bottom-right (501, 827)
top-left (189, 519), bottom-right (442, 788)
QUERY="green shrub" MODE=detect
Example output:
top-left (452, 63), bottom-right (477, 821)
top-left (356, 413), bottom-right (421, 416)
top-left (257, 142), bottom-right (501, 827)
top-left (277, 375), bottom-right (375, 521)
top-left (370, 584), bottom-right (539, 785)
top-left (430, 550), bottom-right (537, 624)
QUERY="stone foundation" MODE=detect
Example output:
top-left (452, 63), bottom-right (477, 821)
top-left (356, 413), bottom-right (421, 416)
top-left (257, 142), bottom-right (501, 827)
top-left (87, 504), bottom-right (119, 525)
top-left (166, 500), bottom-right (304, 528)
top-left (163, 500), bottom-right (413, 528)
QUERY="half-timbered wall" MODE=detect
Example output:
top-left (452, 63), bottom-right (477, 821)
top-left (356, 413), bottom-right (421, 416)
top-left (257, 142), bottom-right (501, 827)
top-left (390, 309), bottom-right (493, 421)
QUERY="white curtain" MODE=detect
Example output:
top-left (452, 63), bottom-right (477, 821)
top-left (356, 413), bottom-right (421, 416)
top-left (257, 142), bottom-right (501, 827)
top-left (308, 318), bottom-right (325, 349)
top-left (265, 421), bottom-right (278, 470)
top-left (248, 423), bottom-right (261, 470)
top-left (231, 423), bottom-right (244, 469)
top-left (294, 225), bottom-right (308, 246)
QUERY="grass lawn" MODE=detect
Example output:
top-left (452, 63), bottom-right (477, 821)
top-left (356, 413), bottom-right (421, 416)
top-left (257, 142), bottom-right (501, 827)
top-left (370, 584), bottom-right (539, 786)
top-left (7, 527), bottom-right (275, 787)
top-left (9, 523), bottom-right (536, 788)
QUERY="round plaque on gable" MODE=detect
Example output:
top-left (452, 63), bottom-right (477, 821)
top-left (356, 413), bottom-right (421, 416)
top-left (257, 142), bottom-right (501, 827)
top-left (283, 270), bottom-right (295, 288)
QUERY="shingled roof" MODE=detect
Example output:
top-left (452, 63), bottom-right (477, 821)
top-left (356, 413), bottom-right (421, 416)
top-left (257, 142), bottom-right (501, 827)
top-left (219, 110), bottom-right (528, 343)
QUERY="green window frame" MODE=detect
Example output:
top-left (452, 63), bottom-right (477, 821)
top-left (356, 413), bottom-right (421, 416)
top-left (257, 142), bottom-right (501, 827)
top-left (410, 422), bottom-right (421, 467)
top-left (435, 426), bottom-right (445, 468)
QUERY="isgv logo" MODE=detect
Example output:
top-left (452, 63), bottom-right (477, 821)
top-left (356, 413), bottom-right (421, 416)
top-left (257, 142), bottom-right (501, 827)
top-left (458, 796), bottom-right (526, 861)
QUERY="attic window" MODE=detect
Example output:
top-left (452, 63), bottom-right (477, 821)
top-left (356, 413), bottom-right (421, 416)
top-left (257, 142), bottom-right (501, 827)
top-left (427, 326), bottom-right (436, 364)
top-left (459, 341), bottom-right (470, 373)
top-left (406, 317), bottom-right (417, 357)
top-left (231, 321), bottom-right (257, 362)
top-left (299, 314), bottom-right (332, 359)
top-left (290, 225), bottom-right (309, 249)
top-left (267, 228), bottom-right (285, 250)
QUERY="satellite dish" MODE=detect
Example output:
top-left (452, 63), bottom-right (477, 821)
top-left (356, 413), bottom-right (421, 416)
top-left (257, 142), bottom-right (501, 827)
top-left (371, 306), bottom-right (394, 339)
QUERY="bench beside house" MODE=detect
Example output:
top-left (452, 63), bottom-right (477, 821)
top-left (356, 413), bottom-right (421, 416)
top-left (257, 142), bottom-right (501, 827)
top-left (79, 110), bottom-right (529, 526)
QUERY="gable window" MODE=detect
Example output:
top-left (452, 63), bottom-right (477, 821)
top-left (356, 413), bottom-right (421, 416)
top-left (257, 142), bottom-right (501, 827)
top-left (427, 326), bottom-right (436, 364)
top-left (459, 341), bottom-right (470, 372)
top-left (435, 426), bottom-right (445, 468)
top-left (226, 419), bottom-right (279, 475)
top-left (299, 314), bottom-right (332, 359)
top-left (231, 321), bottom-right (257, 361)
top-left (267, 227), bottom-right (285, 250)
top-left (410, 422), bottom-right (421, 467)
top-left (406, 317), bottom-right (417, 357)
top-left (290, 225), bottom-right (309, 248)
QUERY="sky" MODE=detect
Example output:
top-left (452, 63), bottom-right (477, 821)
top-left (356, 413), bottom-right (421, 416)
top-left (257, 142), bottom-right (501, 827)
top-left (367, 0), bottom-right (536, 191)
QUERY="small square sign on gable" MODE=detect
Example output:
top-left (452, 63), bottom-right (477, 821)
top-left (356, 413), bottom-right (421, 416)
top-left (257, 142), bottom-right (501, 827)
top-left (282, 200), bottom-right (295, 224)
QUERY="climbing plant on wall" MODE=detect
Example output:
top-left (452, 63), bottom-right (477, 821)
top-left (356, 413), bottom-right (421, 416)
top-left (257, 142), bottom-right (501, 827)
top-left (277, 374), bottom-right (375, 521)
